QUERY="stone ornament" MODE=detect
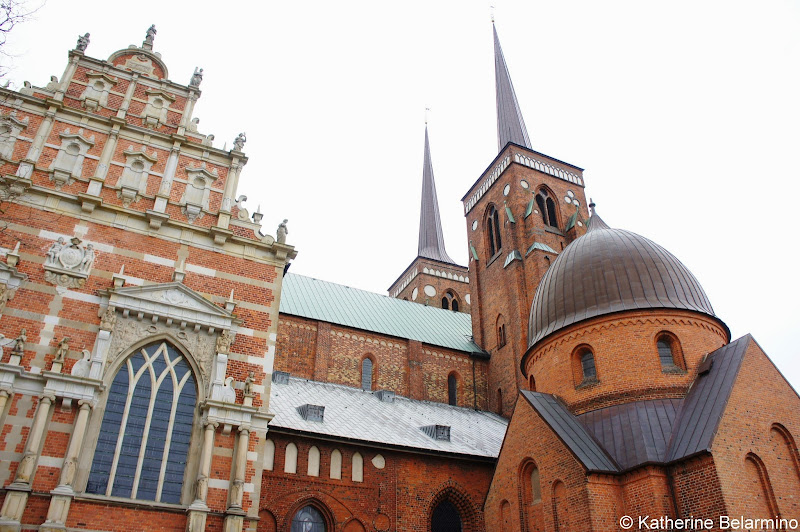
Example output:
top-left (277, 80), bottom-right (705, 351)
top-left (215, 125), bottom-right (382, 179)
top-left (233, 132), bottom-right (246, 151)
top-left (54, 337), bottom-right (70, 364)
top-left (190, 67), bottom-right (203, 87)
top-left (220, 376), bottom-right (236, 403)
top-left (144, 24), bottom-right (157, 48)
top-left (277, 219), bottom-right (288, 244)
top-left (244, 371), bottom-right (255, 396)
top-left (43, 237), bottom-right (95, 292)
top-left (216, 329), bottom-right (232, 354)
top-left (99, 306), bottom-right (116, 331)
top-left (76, 33), bottom-right (90, 52)
top-left (70, 349), bottom-right (91, 377)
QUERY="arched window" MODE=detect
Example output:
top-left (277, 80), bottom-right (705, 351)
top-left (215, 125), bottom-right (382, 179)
top-left (441, 297), bottom-right (449, 310)
top-left (361, 357), bottom-right (373, 391)
top-left (307, 446), bottom-right (320, 477)
top-left (552, 481), bottom-right (568, 532)
top-left (581, 351), bottom-right (596, 380)
top-left (529, 375), bottom-right (536, 391)
top-left (451, 299), bottom-right (459, 312)
top-left (86, 342), bottom-right (196, 504)
top-left (520, 460), bottom-right (544, 532)
top-left (284, 443), bottom-right (298, 474)
top-left (573, 345), bottom-right (598, 386)
top-left (264, 439), bottom-right (275, 471)
top-left (656, 333), bottom-right (685, 371)
top-left (291, 505), bottom-right (326, 532)
top-left (352, 452), bottom-right (363, 482)
top-left (497, 316), bottom-right (507, 348)
top-left (486, 205), bottom-right (502, 257)
top-left (447, 373), bottom-right (458, 406)
top-left (744, 453), bottom-right (780, 519)
top-left (536, 189), bottom-right (559, 228)
top-left (442, 290), bottom-right (460, 312)
top-left (330, 449), bottom-right (342, 479)
top-left (496, 388), bottom-right (503, 415)
top-left (431, 499), bottom-right (462, 532)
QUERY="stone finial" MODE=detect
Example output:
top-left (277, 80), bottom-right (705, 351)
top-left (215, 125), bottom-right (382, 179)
top-left (143, 24), bottom-right (157, 50)
top-left (252, 205), bottom-right (263, 224)
top-left (190, 67), bottom-right (203, 88)
top-left (233, 132), bottom-right (246, 151)
top-left (76, 33), bottom-right (90, 52)
top-left (277, 219), bottom-right (288, 244)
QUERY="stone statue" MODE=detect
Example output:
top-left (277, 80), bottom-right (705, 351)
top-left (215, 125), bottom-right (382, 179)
top-left (100, 306), bottom-right (116, 331)
top-left (80, 244), bottom-right (95, 273)
top-left (61, 458), bottom-right (77, 486)
top-left (277, 219), bottom-right (288, 244)
top-left (54, 336), bottom-right (70, 363)
top-left (76, 33), bottom-right (90, 52)
top-left (45, 237), bottom-right (66, 265)
top-left (190, 67), bottom-right (203, 87)
top-left (244, 371), bottom-right (255, 396)
top-left (195, 474), bottom-right (208, 501)
top-left (229, 479), bottom-right (244, 507)
top-left (216, 329), bottom-right (232, 354)
top-left (233, 132), bottom-right (246, 151)
top-left (16, 452), bottom-right (36, 483)
top-left (145, 25), bottom-right (157, 46)
top-left (12, 328), bottom-right (26, 356)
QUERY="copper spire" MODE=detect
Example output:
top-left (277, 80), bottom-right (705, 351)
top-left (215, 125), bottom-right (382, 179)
top-left (494, 23), bottom-right (531, 151)
top-left (418, 125), bottom-right (456, 265)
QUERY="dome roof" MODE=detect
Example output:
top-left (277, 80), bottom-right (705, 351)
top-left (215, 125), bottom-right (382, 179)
top-left (527, 214), bottom-right (724, 351)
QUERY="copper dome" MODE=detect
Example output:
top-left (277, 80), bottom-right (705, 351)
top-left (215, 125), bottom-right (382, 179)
top-left (527, 214), bottom-right (725, 351)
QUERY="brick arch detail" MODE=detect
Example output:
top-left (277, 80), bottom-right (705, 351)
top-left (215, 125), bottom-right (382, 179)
top-left (428, 481), bottom-right (480, 532)
top-left (745, 452), bottom-right (781, 519)
top-left (770, 423), bottom-right (800, 488)
top-left (517, 458), bottom-right (542, 532)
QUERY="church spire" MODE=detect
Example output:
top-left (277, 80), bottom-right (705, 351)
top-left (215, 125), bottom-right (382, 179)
top-left (494, 23), bottom-right (532, 151)
top-left (418, 125), bottom-right (456, 265)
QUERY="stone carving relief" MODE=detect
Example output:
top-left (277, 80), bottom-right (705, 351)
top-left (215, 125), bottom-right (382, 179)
top-left (0, 111), bottom-right (29, 160)
top-left (80, 72), bottom-right (116, 111)
top-left (106, 318), bottom-right (217, 387)
top-left (180, 163), bottom-right (219, 223)
top-left (141, 89), bottom-right (175, 129)
top-left (48, 128), bottom-right (95, 189)
top-left (43, 237), bottom-right (95, 292)
top-left (116, 145), bottom-right (158, 206)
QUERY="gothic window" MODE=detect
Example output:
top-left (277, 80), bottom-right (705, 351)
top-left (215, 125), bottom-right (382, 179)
top-left (291, 505), bottom-right (326, 532)
top-left (352, 452), bottom-right (363, 482)
top-left (361, 357), bottom-right (374, 391)
top-left (486, 205), bottom-right (502, 257)
top-left (431, 499), bottom-right (463, 532)
top-left (451, 299), bottom-right (459, 312)
top-left (497, 317), bottom-right (507, 348)
top-left (535, 189), bottom-right (559, 228)
top-left (442, 296), bottom-right (449, 310)
top-left (447, 373), bottom-right (458, 406)
top-left (86, 342), bottom-right (196, 504)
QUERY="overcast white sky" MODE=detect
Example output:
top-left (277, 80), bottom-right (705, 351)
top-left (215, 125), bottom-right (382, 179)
top-left (4, 1), bottom-right (799, 389)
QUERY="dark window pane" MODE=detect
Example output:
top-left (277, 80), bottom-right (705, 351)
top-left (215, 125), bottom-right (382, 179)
top-left (361, 358), bottom-right (373, 391)
top-left (447, 375), bottom-right (457, 406)
top-left (431, 500), bottom-right (462, 532)
top-left (581, 351), bottom-right (596, 379)
top-left (658, 339), bottom-right (674, 367)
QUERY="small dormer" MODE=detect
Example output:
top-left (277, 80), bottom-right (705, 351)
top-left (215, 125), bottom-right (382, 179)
top-left (421, 424), bottom-right (451, 441)
top-left (80, 71), bottom-right (118, 111)
top-left (298, 404), bottom-right (325, 422)
top-left (49, 128), bottom-right (95, 188)
top-left (116, 145), bottom-right (158, 206)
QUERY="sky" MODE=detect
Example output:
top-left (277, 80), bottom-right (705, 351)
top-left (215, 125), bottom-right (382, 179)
top-left (3, 1), bottom-right (799, 389)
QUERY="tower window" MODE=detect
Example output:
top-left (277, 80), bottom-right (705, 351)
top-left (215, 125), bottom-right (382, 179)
top-left (447, 373), bottom-right (458, 406)
top-left (497, 323), bottom-right (506, 348)
top-left (656, 333), bottom-right (685, 371)
top-left (581, 351), bottom-right (596, 380)
top-left (536, 189), bottom-right (559, 228)
top-left (487, 205), bottom-right (502, 257)
top-left (361, 357), bottom-right (374, 390)
top-left (442, 290), bottom-right (460, 312)
top-left (572, 345), bottom-right (599, 387)
top-left (441, 297), bottom-right (449, 310)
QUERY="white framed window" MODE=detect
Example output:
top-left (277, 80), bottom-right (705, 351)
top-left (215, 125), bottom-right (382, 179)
top-left (86, 342), bottom-right (196, 504)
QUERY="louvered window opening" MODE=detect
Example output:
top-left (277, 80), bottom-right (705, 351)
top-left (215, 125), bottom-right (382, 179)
top-left (87, 342), bottom-right (196, 504)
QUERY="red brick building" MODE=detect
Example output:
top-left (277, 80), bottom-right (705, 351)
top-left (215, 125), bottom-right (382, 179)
top-left (0, 21), bottom-right (798, 532)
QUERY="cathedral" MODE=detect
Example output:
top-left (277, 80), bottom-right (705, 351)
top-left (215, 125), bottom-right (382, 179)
top-left (0, 22), bottom-right (798, 532)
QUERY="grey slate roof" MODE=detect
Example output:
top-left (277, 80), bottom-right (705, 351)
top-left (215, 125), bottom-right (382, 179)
top-left (269, 376), bottom-right (508, 458)
top-left (520, 391), bottom-right (619, 473)
top-left (527, 212), bottom-right (727, 355)
top-left (280, 273), bottom-right (484, 354)
top-left (579, 399), bottom-right (682, 470)
top-left (494, 23), bottom-right (532, 151)
top-left (418, 126), bottom-right (457, 265)
top-left (666, 335), bottom-right (750, 462)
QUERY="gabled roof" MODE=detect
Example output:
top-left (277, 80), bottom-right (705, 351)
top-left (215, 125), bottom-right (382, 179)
top-left (269, 376), bottom-right (507, 459)
top-left (666, 334), bottom-right (750, 462)
top-left (279, 273), bottom-right (485, 355)
top-left (494, 23), bottom-right (531, 152)
top-left (418, 126), bottom-right (457, 265)
top-left (520, 391), bottom-right (619, 473)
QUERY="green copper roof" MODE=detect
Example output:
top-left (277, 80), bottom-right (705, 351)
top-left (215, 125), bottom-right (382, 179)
top-left (280, 273), bottom-right (485, 355)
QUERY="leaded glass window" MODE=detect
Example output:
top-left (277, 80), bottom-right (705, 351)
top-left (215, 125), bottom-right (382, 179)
top-left (87, 342), bottom-right (196, 504)
top-left (291, 505), bottom-right (326, 532)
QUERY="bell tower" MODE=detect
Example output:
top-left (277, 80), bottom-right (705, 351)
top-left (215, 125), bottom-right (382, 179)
top-left (464, 23), bottom-right (590, 416)
top-left (389, 124), bottom-right (470, 313)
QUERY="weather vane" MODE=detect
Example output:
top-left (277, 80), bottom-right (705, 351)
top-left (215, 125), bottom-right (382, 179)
top-left (490, 4), bottom-right (495, 22)
top-left (425, 107), bottom-right (431, 125)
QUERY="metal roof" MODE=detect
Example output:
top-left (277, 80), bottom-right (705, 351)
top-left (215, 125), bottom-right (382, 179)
top-left (494, 23), bottom-right (531, 152)
top-left (527, 212), bottom-right (728, 354)
top-left (520, 391), bottom-right (619, 473)
top-left (666, 335), bottom-right (750, 462)
top-left (418, 126), bottom-right (457, 265)
top-left (269, 376), bottom-right (508, 458)
top-left (579, 398), bottom-right (682, 471)
top-left (280, 273), bottom-right (484, 354)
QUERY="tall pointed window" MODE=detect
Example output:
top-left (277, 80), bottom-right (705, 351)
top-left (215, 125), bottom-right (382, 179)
top-left (442, 290), bottom-right (460, 312)
top-left (361, 357), bottom-right (374, 390)
top-left (431, 499), bottom-right (462, 532)
top-left (86, 342), bottom-right (196, 504)
top-left (447, 373), bottom-right (458, 406)
top-left (536, 189), bottom-right (559, 228)
top-left (486, 205), bottom-right (502, 257)
top-left (291, 505), bottom-right (327, 532)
